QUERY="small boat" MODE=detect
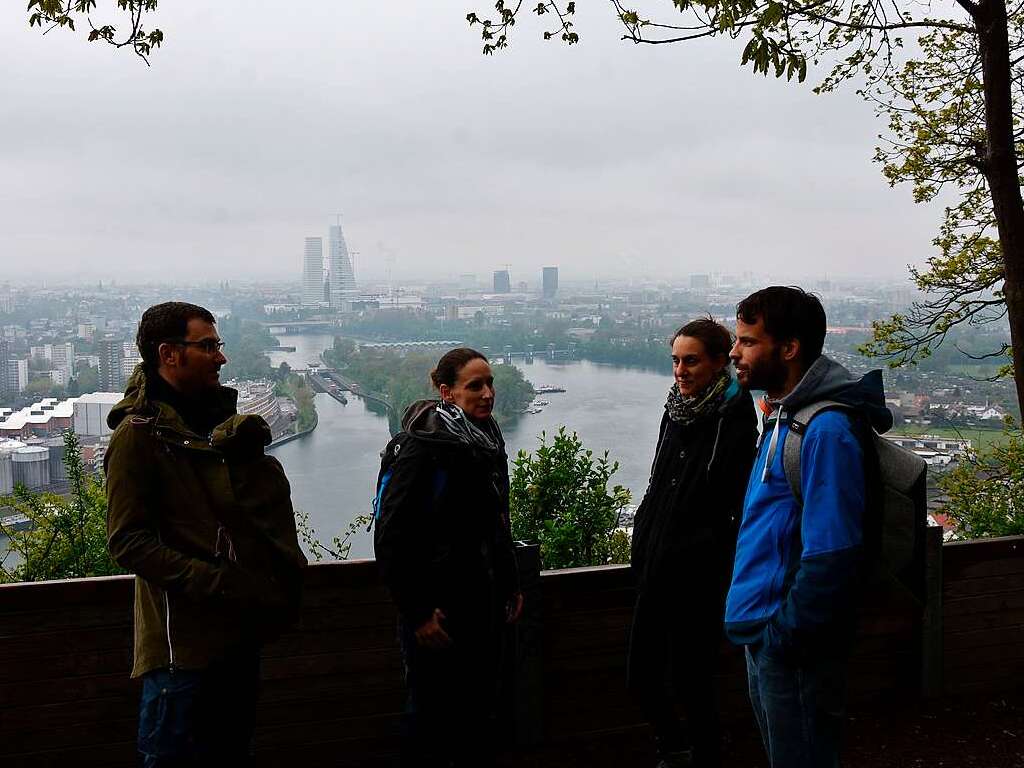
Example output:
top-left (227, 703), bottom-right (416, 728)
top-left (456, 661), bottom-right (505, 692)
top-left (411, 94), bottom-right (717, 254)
top-left (534, 385), bottom-right (566, 394)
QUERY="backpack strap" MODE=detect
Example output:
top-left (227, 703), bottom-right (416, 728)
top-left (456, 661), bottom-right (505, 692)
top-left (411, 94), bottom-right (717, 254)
top-left (371, 434), bottom-right (448, 524)
top-left (782, 400), bottom-right (849, 506)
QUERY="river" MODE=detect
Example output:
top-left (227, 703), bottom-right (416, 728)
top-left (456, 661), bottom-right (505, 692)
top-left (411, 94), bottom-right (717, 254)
top-left (268, 334), bottom-right (672, 559)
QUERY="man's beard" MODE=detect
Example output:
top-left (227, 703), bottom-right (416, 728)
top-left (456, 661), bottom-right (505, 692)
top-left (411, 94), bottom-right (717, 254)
top-left (744, 350), bottom-right (787, 394)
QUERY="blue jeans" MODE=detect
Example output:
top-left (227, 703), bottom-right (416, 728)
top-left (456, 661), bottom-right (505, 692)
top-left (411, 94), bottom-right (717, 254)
top-left (138, 647), bottom-right (261, 767)
top-left (745, 644), bottom-right (848, 768)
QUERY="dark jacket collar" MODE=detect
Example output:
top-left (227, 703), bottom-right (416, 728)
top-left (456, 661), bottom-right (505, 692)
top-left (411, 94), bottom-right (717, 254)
top-left (107, 364), bottom-right (239, 438)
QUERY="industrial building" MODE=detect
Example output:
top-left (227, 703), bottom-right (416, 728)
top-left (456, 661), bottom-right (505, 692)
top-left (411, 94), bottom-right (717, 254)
top-left (11, 445), bottom-right (50, 490)
top-left (0, 438), bottom-right (25, 495)
top-left (0, 398), bottom-right (76, 440)
top-left (73, 393), bottom-right (123, 438)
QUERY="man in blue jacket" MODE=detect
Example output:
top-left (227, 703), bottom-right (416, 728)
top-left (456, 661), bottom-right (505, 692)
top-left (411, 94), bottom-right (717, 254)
top-left (725, 286), bottom-right (892, 767)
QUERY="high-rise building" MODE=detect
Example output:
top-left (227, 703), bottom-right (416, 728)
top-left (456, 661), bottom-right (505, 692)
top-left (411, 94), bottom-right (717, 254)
top-left (328, 223), bottom-right (357, 308)
top-left (5, 359), bottom-right (27, 394)
top-left (50, 342), bottom-right (75, 379)
top-left (542, 266), bottom-right (559, 299)
top-left (98, 337), bottom-right (125, 393)
top-left (493, 270), bottom-right (511, 294)
top-left (302, 237), bottom-right (325, 307)
top-left (121, 342), bottom-right (143, 381)
top-left (0, 340), bottom-right (9, 399)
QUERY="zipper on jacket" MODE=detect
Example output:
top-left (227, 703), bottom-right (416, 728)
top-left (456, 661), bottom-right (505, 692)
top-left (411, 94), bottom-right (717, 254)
top-left (163, 590), bottom-right (177, 673)
top-left (706, 415), bottom-right (725, 475)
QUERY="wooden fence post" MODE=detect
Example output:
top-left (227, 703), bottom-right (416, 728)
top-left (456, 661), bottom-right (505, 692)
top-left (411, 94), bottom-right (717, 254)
top-left (920, 522), bottom-right (944, 700)
top-left (509, 543), bottom-right (544, 747)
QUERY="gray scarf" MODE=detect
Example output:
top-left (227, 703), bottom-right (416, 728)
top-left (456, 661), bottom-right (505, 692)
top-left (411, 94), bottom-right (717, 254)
top-left (435, 400), bottom-right (501, 454)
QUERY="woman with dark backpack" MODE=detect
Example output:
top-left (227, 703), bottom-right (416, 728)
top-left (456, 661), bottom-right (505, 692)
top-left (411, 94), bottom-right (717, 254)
top-left (628, 318), bottom-right (758, 768)
top-left (373, 347), bottom-right (523, 768)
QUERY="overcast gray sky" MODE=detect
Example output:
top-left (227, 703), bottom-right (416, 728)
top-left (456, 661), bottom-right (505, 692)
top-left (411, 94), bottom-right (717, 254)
top-left (0, 1), bottom-right (940, 284)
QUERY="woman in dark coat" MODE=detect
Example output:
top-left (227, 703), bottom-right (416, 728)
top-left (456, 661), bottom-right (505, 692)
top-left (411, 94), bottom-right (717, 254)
top-left (629, 318), bottom-right (758, 768)
top-left (374, 347), bottom-right (523, 768)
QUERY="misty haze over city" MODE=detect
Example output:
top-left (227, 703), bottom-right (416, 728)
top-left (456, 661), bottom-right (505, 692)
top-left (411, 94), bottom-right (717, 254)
top-left (3, 2), bottom-right (1024, 765)
top-left (0, 1), bottom-right (940, 283)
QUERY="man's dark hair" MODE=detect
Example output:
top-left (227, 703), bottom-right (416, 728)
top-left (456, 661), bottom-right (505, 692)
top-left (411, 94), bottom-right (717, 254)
top-left (736, 286), bottom-right (826, 364)
top-left (671, 315), bottom-right (733, 359)
top-left (136, 302), bottom-right (217, 368)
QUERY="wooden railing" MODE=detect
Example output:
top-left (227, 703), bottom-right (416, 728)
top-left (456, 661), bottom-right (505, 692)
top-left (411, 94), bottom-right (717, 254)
top-left (0, 531), bottom-right (1021, 767)
top-left (941, 535), bottom-right (1024, 697)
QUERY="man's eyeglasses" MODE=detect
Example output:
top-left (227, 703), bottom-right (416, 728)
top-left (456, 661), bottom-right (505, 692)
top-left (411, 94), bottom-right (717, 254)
top-left (167, 338), bottom-right (226, 354)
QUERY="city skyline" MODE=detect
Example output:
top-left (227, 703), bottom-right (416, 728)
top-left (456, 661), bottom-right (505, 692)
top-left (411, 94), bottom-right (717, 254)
top-left (1, 1), bottom-right (939, 283)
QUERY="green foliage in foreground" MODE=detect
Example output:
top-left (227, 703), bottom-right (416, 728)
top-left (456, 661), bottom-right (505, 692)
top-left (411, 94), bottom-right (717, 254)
top-left (295, 510), bottom-right (372, 562)
top-left (939, 428), bottom-right (1024, 539)
top-left (0, 431), bottom-right (122, 583)
top-left (510, 428), bottom-right (631, 569)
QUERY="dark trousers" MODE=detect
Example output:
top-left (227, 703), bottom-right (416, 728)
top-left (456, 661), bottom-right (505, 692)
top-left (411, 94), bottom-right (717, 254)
top-left (627, 591), bottom-right (724, 767)
top-left (745, 644), bottom-right (848, 768)
top-left (137, 647), bottom-right (261, 768)
top-left (398, 615), bottom-right (504, 768)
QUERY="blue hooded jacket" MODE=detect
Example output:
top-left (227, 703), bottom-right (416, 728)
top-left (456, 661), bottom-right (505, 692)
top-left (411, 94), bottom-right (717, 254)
top-left (724, 356), bottom-right (892, 654)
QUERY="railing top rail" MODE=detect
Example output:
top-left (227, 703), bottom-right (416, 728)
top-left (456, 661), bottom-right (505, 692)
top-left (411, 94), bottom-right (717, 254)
top-left (942, 533), bottom-right (1024, 549)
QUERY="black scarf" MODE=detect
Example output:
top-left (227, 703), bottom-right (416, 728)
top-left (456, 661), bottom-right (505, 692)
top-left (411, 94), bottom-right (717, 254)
top-left (147, 370), bottom-right (227, 437)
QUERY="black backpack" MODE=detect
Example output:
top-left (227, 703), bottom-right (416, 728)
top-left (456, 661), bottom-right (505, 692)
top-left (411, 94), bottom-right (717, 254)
top-left (371, 433), bottom-right (448, 526)
top-left (783, 401), bottom-right (929, 602)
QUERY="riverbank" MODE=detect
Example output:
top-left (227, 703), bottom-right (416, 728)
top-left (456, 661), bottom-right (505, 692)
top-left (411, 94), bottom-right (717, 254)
top-left (267, 339), bottom-right (672, 559)
top-left (321, 339), bottom-right (535, 428)
top-left (268, 409), bottom-right (318, 450)
top-left (275, 373), bottom-right (317, 431)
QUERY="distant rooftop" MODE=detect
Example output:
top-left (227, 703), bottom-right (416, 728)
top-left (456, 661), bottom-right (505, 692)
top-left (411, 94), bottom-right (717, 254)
top-left (74, 392), bottom-right (123, 405)
top-left (0, 397), bottom-right (78, 431)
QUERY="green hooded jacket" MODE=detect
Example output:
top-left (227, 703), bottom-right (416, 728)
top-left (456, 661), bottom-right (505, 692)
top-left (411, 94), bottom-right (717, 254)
top-left (105, 366), bottom-right (307, 678)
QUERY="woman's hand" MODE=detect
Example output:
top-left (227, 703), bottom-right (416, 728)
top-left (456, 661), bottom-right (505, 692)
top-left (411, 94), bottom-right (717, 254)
top-left (415, 609), bottom-right (453, 650)
top-left (506, 592), bottom-right (524, 624)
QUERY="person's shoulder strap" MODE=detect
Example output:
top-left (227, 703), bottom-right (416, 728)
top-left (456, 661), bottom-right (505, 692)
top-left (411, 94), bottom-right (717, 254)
top-left (782, 400), bottom-right (852, 506)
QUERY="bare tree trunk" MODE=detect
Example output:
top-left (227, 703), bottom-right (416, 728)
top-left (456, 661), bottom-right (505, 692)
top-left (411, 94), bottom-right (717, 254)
top-left (977, 0), bottom-right (1024, 416)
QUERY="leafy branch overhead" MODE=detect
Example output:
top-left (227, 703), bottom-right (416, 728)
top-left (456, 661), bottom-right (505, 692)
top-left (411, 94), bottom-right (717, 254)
top-left (467, 1), bottom-right (578, 55)
top-left (467, 0), bottom-right (970, 81)
top-left (467, 0), bottom-right (1024, 417)
top-left (27, 0), bottom-right (163, 64)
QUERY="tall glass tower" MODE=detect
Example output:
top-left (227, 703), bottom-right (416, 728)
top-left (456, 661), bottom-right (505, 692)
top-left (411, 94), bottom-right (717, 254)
top-left (302, 237), bottom-right (324, 307)
top-left (542, 266), bottom-right (559, 299)
top-left (328, 222), bottom-right (357, 308)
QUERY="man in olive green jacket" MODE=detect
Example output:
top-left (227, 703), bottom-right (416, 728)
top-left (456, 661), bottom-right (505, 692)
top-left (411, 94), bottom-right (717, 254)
top-left (105, 302), bottom-right (306, 767)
